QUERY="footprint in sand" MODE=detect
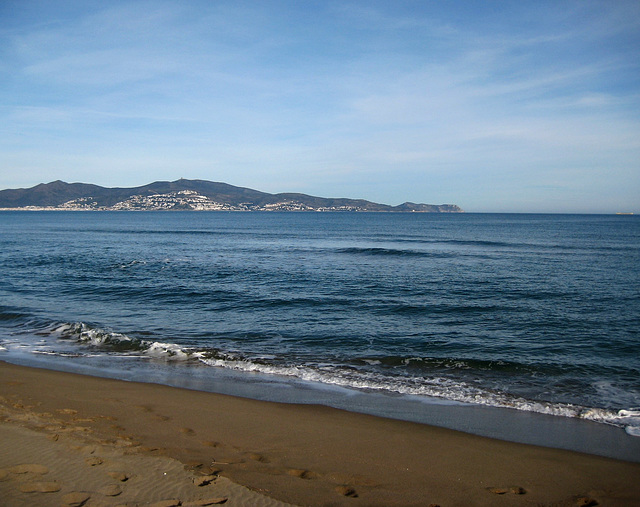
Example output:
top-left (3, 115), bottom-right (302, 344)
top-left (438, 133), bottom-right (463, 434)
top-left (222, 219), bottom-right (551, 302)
top-left (573, 497), bottom-right (599, 507)
top-left (183, 498), bottom-right (228, 506)
top-left (107, 471), bottom-right (130, 482)
top-left (487, 486), bottom-right (527, 495)
top-left (335, 485), bottom-right (358, 498)
top-left (287, 469), bottom-right (315, 480)
top-left (18, 481), bottom-right (61, 493)
top-left (248, 453), bottom-right (269, 463)
top-left (62, 491), bottom-right (91, 507)
top-left (85, 456), bottom-right (104, 466)
top-left (98, 484), bottom-right (122, 496)
top-left (179, 427), bottom-right (195, 435)
top-left (193, 474), bottom-right (218, 487)
top-left (149, 499), bottom-right (181, 507)
top-left (9, 464), bottom-right (49, 474)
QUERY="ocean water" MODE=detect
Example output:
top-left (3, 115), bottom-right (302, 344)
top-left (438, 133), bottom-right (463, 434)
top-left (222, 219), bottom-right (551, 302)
top-left (1, 211), bottom-right (639, 453)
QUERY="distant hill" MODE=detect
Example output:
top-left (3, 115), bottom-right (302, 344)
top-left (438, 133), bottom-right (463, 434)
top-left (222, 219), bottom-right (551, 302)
top-left (0, 179), bottom-right (463, 212)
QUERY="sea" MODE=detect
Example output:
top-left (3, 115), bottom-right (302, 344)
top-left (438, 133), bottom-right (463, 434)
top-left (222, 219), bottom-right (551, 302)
top-left (1, 211), bottom-right (639, 461)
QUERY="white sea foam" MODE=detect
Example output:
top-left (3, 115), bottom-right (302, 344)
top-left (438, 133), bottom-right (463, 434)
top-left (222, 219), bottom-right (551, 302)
top-left (145, 341), bottom-right (198, 360)
top-left (38, 322), bottom-right (201, 361)
top-left (118, 260), bottom-right (147, 269)
top-left (48, 322), bottom-right (133, 347)
top-left (198, 355), bottom-right (637, 433)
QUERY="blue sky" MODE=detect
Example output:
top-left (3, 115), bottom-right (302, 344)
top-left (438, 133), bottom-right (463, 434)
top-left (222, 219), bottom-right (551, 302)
top-left (1, 0), bottom-right (638, 212)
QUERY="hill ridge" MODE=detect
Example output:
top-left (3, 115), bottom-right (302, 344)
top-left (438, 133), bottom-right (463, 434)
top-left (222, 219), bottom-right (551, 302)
top-left (0, 179), bottom-right (463, 212)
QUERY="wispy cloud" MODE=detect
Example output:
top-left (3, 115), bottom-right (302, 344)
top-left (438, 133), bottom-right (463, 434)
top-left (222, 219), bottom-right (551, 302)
top-left (0, 0), bottom-right (638, 212)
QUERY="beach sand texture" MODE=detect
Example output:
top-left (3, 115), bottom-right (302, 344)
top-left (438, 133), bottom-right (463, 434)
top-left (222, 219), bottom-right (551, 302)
top-left (1, 361), bottom-right (639, 506)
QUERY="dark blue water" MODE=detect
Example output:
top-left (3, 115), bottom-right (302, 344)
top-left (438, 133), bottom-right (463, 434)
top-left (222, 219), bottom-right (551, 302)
top-left (1, 211), bottom-right (639, 445)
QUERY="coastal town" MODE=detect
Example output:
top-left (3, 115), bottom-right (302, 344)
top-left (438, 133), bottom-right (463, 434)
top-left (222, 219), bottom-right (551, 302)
top-left (5, 190), bottom-right (375, 212)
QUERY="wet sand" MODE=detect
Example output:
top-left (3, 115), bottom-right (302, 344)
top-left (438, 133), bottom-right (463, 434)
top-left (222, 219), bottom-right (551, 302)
top-left (1, 361), bottom-right (639, 506)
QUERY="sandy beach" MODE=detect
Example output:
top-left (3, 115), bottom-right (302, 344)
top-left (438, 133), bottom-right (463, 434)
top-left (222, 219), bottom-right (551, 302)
top-left (1, 361), bottom-right (639, 506)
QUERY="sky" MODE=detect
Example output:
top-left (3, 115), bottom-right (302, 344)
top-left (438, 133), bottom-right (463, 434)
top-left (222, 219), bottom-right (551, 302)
top-left (1, 1), bottom-right (639, 213)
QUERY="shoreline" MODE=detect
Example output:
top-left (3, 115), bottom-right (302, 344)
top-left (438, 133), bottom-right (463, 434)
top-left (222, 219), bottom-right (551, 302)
top-left (5, 352), bottom-right (640, 463)
top-left (2, 361), bottom-right (639, 506)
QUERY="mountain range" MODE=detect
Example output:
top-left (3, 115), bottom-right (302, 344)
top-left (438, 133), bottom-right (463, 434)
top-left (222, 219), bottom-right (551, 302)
top-left (0, 179), bottom-right (463, 212)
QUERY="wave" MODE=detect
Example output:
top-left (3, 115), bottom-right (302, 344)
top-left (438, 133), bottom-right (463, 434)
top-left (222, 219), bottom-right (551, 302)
top-left (0, 314), bottom-right (640, 437)
top-left (581, 408), bottom-right (640, 436)
top-left (355, 355), bottom-right (536, 373)
top-left (79, 229), bottom-right (224, 236)
top-left (42, 322), bottom-right (200, 360)
top-left (337, 247), bottom-right (456, 258)
top-left (0, 307), bottom-right (32, 323)
top-left (6, 318), bottom-right (637, 435)
top-left (379, 303), bottom-right (519, 316)
top-left (440, 239), bottom-right (522, 248)
top-left (198, 353), bottom-right (640, 434)
top-left (384, 237), bottom-right (637, 254)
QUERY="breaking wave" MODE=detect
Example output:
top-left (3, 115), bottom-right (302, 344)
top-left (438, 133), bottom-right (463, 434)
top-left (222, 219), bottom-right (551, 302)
top-left (39, 322), bottom-right (200, 360)
top-left (9, 318), bottom-right (638, 436)
top-left (198, 353), bottom-right (640, 434)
